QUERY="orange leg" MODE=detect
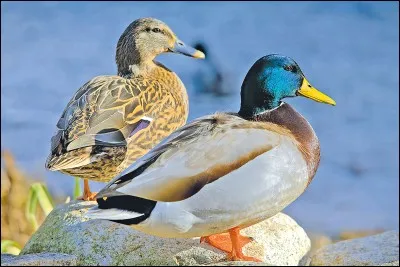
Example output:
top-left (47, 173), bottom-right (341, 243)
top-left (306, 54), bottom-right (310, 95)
top-left (77, 179), bottom-right (97, 201)
top-left (200, 227), bottom-right (261, 262)
top-left (227, 227), bottom-right (261, 262)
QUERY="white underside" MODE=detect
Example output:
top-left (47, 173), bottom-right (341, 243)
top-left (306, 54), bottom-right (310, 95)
top-left (87, 207), bottom-right (144, 220)
top-left (132, 137), bottom-right (309, 238)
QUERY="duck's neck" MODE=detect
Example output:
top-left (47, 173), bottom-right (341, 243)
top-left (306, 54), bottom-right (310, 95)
top-left (116, 46), bottom-right (158, 78)
top-left (117, 58), bottom-right (158, 78)
top-left (238, 85), bottom-right (280, 118)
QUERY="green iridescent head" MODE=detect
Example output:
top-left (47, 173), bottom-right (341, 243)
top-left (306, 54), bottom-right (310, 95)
top-left (239, 54), bottom-right (335, 117)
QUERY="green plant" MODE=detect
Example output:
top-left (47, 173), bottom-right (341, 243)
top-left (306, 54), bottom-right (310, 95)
top-left (73, 177), bottom-right (82, 199)
top-left (25, 183), bottom-right (54, 231)
top-left (2, 169), bottom-right (85, 255)
top-left (1, 240), bottom-right (21, 255)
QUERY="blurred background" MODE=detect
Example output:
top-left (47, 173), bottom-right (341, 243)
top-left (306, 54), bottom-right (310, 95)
top-left (1, 1), bottom-right (399, 251)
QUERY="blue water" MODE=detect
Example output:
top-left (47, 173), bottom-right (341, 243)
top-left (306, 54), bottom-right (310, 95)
top-left (1, 2), bottom-right (399, 235)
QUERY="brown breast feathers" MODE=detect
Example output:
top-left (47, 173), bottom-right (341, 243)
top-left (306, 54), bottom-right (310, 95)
top-left (254, 102), bottom-right (321, 186)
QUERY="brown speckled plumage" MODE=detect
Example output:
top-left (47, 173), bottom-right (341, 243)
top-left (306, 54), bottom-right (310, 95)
top-left (46, 18), bottom-right (200, 187)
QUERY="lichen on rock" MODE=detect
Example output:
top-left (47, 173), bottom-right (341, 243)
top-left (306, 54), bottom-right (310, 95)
top-left (21, 201), bottom-right (310, 266)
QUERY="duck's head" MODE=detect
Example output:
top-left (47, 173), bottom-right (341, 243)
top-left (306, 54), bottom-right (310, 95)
top-left (239, 54), bottom-right (336, 117)
top-left (116, 18), bottom-right (205, 75)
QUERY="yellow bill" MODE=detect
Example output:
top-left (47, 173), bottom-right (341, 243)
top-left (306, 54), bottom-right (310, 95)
top-left (297, 78), bottom-right (336, 106)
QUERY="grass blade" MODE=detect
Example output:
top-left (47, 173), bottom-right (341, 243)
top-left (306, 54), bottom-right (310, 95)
top-left (1, 240), bottom-right (21, 255)
top-left (25, 183), bottom-right (54, 230)
top-left (73, 177), bottom-right (82, 199)
top-left (25, 186), bottom-right (39, 231)
top-left (31, 183), bottom-right (54, 215)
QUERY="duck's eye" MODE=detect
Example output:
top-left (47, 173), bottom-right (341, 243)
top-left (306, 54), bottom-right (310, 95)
top-left (152, 28), bottom-right (162, 33)
top-left (145, 27), bottom-right (151, 32)
top-left (284, 65), bottom-right (297, 72)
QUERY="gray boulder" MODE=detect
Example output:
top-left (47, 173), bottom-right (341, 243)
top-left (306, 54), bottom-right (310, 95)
top-left (21, 201), bottom-right (310, 266)
top-left (310, 230), bottom-right (399, 266)
top-left (1, 252), bottom-right (77, 266)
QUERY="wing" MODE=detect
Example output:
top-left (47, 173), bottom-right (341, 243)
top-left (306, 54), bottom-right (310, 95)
top-left (46, 75), bottom-right (152, 170)
top-left (96, 113), bottom-right (292, 202)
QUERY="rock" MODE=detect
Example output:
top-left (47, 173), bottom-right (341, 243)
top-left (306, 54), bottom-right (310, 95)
top-left (1, 252), bottom-right (77, 266)
top-left (310, 231), bottom-right (399, 266)
top-left (21, 201), bottom-right (310, 266)
top-left (1, 254), bottom-right (16, 265)
top-left (298, 233), bottom-right (333, 266)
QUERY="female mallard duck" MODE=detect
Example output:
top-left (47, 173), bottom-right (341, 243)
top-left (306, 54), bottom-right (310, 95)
top-left (45, 18), bottom-right (205, 201)
top-left (86, 54), bottom-right (336, 262)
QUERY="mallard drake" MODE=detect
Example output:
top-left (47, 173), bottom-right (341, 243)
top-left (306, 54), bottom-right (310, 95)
top-left (86, 54), bottom-right (336, 261)
top-left (45, 18), bottom-right (205, 201)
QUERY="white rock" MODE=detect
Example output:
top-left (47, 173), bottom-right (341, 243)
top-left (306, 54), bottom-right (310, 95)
top-left (310, 231), bottom-right (399, 266)
top-left (21, 201), bottom-right (310, 266)
top-left (1, 252), bottom-right (77, 266)
top-left (298, 232), bottom-right (333, 266)
top-left (1, 254), bottom-right (16, 265)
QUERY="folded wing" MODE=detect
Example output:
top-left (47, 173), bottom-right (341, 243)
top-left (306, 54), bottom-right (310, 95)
top-left (96, 113), bottom-right (288, 202)
top-left (46, 76), bottom-right (152, 170)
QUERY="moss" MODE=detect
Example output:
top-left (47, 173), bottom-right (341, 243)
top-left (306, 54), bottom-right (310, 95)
top-left (21, 202), bottom-right (94, 265)
top-left (21, 202), bottom-right (305, 266)
top-left (112, 245), bottom-right (142, 266)
top-left (22, 210), bottom-right (74, 255)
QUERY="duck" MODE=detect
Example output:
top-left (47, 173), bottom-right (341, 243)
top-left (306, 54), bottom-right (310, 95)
top-left (192, 41), bottom-right (235, 96)
top-left (86, 54), bottom-right (336, 262)
top-left (45, 18), bottom-right (205, 201)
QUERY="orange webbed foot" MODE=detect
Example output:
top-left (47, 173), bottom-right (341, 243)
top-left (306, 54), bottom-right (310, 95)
top-left (200, 228), bottom-right (260, 262)
top-left (227, 251), bottom-right (262, 262)
top-left (200, 233), bottom-right (233, 253)
top-left (228, 227), bottom-right (261, 262)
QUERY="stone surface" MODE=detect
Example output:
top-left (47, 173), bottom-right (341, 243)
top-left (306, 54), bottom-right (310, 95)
top-left (21, 201), bottom-right (310, 266)
top-left (310, 230), bottom-right (399, 266)
top-left (298, 232), bottom-right (333, 266)
top-left (1, 252), bottom-right (77, 266)
top-left (1, 254), bottom-right (16, 265)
